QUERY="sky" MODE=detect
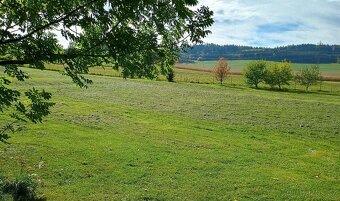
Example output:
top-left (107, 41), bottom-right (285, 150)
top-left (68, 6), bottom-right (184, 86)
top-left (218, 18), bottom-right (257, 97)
top-left (197, 0), bottom-right (340, 47)
top-left (57, 0), bottom-right (340, 48)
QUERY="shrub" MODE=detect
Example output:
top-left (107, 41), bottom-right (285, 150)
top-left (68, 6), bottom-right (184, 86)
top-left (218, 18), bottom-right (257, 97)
top-left (296, 65), bottom-right (320, 91)
top-left (166, 69), bottom-right (175, 82)
top-left (244, 60), bottom-right (267, 88)
top-left (213, 57), bottom-right (230, 85)
top-left (264, 61), bottom-right (293, 89)
top-left (0, 175), bottom-right (45, 201)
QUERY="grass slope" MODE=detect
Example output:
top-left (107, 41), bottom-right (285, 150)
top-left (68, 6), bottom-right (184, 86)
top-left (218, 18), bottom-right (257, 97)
top-left (44, 63), bottom-right (340, 92)
top-left (1, 67), bottom-right (340, 200)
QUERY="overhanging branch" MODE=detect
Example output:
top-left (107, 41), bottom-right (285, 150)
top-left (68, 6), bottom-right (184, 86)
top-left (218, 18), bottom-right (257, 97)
top-left (0, 53), bottom-right (110, 66)
top-left (0, 60), bottom-right (28, 65)
top-left (0, 0), bottom-right (99, 45)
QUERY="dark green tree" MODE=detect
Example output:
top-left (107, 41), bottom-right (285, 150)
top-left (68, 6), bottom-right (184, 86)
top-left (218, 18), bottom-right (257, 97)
top-left (0, 0), bottom-right (214, 142)
top-left (244, 60), bottom-right (266, 88)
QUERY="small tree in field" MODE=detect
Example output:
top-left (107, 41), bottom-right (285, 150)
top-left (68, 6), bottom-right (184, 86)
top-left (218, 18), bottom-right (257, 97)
top-left (213, 58), bottom-right (230, 85)
top-left (296, 65), bottom-right (320, 91)
top-left (264, 61), bottom-right (293, 89)
top-left (244, 60), bottom-right (267, 88)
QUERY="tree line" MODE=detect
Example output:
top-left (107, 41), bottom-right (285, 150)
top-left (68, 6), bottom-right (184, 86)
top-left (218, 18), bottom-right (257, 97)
top-left (180, 43), bottom-right (340, 64)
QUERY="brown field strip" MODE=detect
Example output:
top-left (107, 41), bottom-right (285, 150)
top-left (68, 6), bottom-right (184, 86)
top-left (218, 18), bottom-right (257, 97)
top-left (321, 76), bottom-right (340, 82)
top-left (174, 64), bottom-right (243, 75)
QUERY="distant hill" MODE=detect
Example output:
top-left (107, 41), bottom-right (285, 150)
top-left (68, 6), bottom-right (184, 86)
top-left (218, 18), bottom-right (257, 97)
top-left (180, 44), bottom-right (340, 64)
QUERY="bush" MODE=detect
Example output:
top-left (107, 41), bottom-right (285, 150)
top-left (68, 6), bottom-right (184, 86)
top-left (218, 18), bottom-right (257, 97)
top-left (166, 69), bottom-right (175, 82)
top-left (0, 175), bottom-right (45, 201)
top-left (296, 65), bottom-right (320, 91)
top-left (264, 61), bottom-right (293, 89)
top-left (244, 60), bottom-right (267, 88)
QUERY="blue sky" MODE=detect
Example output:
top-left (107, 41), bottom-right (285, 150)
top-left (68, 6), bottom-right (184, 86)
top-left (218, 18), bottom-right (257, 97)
top-left (198, 0), bottom-right (340, 47)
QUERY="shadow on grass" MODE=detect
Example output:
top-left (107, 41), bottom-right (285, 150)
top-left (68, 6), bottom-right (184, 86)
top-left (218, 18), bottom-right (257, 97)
top-left (220, 84), bottom-right (249, 90)
top-left (203, 82), bottom-right (340, 96)
top-left (248, 86), bottom-right (340, 97)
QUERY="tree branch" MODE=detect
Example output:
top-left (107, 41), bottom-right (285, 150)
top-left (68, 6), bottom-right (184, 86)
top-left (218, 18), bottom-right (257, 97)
top-left (0, 60), bottom-right (28, 65)
top-left (0, 0), bottom-right (99, 45)
top-left (0, 52), bottom-right (110, 66)
top-left (0, 120), bottom-right (18, 143)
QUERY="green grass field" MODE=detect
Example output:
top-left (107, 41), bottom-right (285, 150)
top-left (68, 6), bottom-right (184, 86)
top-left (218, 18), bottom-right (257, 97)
top-left (44, 63), bottom-right (340, 92)
top-left (1, 67), bottom-right (340, 200)
top-left (181, 60), bottom-right (340, 76)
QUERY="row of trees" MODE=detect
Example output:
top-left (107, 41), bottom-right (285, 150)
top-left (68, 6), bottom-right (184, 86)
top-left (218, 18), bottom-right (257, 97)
top-left (211, 58), bottom-right (321, 91)
top-left (244, 60), bottom-right (321, 90)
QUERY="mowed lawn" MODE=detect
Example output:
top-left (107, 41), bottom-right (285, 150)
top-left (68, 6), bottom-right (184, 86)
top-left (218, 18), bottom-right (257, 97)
top-left (1, 67), bottom-right (340, 200)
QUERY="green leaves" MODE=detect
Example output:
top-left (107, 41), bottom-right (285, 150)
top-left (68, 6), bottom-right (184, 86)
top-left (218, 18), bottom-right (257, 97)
top-left (0, 85), bottom-right (55, 142)
top-left (187, 6), bottom-right (214, 43)
top-left (0, 78), bottom-right (20, 112)
top-left (23, 88), bottom-right (55, 123)
top-left (264, 61), bottom-right (293, 89)
top-left (3, 65), bottom-right (29, 81)
top-left (296, 65), bottom-right (321, 91)
top-left (1, 0), bottom-right (213, 83)
top-left (244, 60), bottom-right (267, 88)
top-left (244, 60), bottom-right (294, 89)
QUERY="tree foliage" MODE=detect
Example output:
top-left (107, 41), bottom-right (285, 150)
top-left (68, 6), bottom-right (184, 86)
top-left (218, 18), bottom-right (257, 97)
top-left (244, 60), bottom-right (266, 88)
top-left (264, 61), bottom-right (293, 89)
top-left (0, 81), bottom-right (55, 143)
top-left (213, 57), bottom-right (230, 85)
top-left (296, 65), bottom-right (320, 91)
top-left (0, 0), bottom-right (214, 142)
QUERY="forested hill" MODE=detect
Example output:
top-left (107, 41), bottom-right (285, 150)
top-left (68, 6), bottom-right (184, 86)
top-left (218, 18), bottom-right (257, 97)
top-left (180, 44), bottom-right (340, 64)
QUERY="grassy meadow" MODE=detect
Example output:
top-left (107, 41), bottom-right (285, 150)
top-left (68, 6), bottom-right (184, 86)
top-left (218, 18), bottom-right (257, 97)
top-left (179, 60), bottom-right (340, 77)
top-left (1, 66), bottom-right (340, 200)
top-left (44, 63), bottom-right (340, 93)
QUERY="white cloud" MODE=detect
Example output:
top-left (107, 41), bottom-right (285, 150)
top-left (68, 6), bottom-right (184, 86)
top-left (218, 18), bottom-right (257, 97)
top-left (199, 0), bottom-right (340, 47)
